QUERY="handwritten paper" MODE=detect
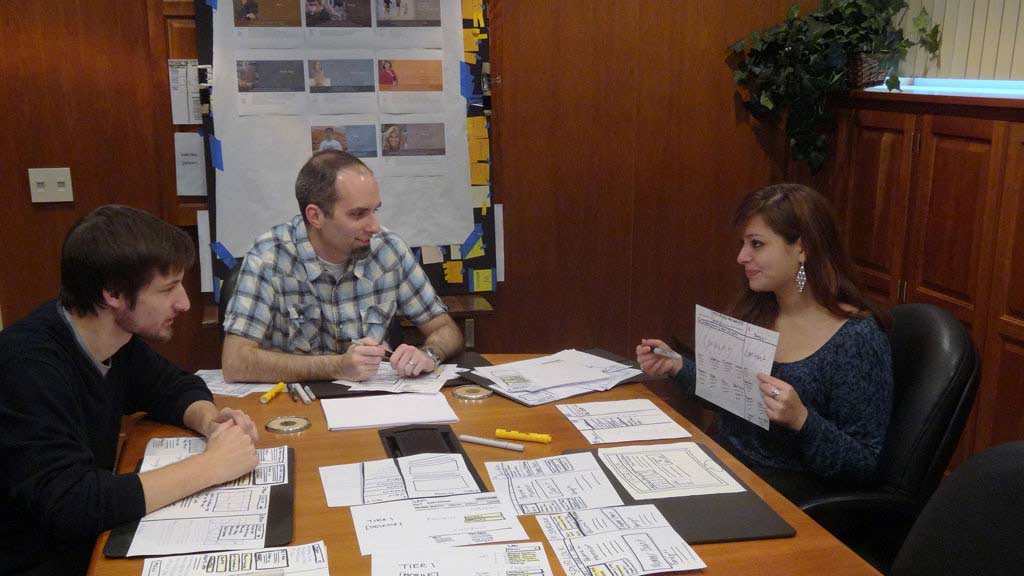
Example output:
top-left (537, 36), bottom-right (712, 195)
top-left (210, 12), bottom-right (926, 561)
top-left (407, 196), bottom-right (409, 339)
top-left (597, 442), bottom-right (745, 500)
top-left (695, 304), bottom-right (778, 430)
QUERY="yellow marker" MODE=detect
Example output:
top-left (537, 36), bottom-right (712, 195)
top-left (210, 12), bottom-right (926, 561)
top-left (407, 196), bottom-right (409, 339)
top-left (260, 382), bottom-right (287, 404)
top-left (496, 429), bottom-right (552, 444)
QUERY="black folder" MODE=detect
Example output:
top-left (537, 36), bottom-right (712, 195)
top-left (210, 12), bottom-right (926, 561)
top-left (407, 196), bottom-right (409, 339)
top-left (103, 447), bottom-right (295, 557)
top-left (378, 424), bottom-right (489, 492)
top-left (564, 444), bottom-right (795, 544)
top-left (303, 350), bottom-right (492, 399)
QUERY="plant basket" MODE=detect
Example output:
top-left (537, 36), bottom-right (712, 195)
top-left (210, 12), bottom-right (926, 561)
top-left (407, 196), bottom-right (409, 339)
top-left (848, 53), bottom-right (887, 88)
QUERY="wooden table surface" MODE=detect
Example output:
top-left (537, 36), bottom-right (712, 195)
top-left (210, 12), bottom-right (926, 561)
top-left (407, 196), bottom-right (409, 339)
top-left (89, 354), bottom-right (880, 575)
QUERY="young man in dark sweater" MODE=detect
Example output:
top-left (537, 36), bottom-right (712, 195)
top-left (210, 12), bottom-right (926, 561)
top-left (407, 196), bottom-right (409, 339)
top-left (0, 205), bottom-right (261, 575)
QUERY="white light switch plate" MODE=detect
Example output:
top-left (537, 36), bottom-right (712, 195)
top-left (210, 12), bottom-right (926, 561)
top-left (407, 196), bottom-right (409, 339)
top-left (28, 167), bottom-right (74, 203)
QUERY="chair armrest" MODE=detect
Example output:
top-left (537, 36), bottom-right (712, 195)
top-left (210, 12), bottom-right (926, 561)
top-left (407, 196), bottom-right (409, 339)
top-left (801, 492), bottom-right (919, 538)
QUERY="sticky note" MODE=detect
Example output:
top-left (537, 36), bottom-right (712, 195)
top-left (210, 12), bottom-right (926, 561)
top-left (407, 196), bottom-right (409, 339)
top-left (471, 186), bottom-right (491, 209)
top-left (421, 246), bottom-right (443, 265)
top-left (449, 244), bottom-right (462, 260)
top-left (444, 261), bottom-right (464, 283)
top-left (464, 52), bottom-right (477, 64)
top-left (472, 269), bottom-right (494, 292)
top-left (463, 29), bottom-right (481, 52)
top-left (469, 138), bottom-right (490, 163)
top-left (460, 62), bottom-right (476, 101)
top-left (467, 117), bottom-right (488, 139)
top-left (470, 162), bottom-right (490, 185)
top-left (465, 238), bottom-right (485, 259)
top-left (209, 135), bottom-right (224, 171)
top-left (472, 9), bottom-right (485, 27)
top-left (462, 0), bottom-right (483, 17)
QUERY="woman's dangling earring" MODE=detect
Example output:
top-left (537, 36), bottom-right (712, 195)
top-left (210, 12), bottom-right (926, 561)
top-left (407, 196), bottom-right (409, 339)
top-left (796, 262), bottom-right (807, 293)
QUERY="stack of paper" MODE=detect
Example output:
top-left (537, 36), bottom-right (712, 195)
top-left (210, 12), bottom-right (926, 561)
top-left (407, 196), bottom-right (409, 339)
top-left (320, 452), bottom-right (480, 507)
top-left (470, 349), bottom-right (643, 406)
top-left (195, 369), bottom-right (276, 397)
top-left (142, 541), bottom-right (329, 576)
top-left (334, 363), bottom-right (464, 394)
top-left (320, 392), bottom-right (458, 431)
top-left (485, 452), bottom-right (624, 514)
top-left (371, 542), bottom-right (553, 576)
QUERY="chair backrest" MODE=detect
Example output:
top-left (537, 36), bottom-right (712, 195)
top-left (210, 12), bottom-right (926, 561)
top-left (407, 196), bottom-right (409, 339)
top-left (890, 441), bottom-right (1024, 576)
top-left (217, 260), bottom-right (404, 350)
top-left (876, 303), bottom-right (979, 501)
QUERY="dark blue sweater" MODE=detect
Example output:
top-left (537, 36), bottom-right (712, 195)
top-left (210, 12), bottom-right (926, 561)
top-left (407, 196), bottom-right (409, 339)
top-left (0, 301), bottom-right (212, 575)
top-left (675, 316), bottom-right (893, 489)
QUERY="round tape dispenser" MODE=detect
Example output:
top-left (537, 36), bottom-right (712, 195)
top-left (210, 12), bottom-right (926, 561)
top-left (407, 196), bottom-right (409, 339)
top-left (265, 415), bottom-right (311, 434)
top-left (453, 384), bottom-right (493, 400)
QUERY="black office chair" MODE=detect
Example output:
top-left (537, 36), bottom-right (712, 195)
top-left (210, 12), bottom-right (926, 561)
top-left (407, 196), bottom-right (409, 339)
top-left (217, 259), bottom-right (404, 349)
top-left (889, 441), bottom-right (1024, 576)
top-left (799, 303), bottom-right (979, 573)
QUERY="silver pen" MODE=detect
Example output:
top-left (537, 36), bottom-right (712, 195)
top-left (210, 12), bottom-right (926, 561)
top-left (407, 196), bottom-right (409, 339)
top-left (303, 384), bottom-right (318, 402)
top-left (652, 347), bottom-right (683, 360)
top-left (293, 383), bottom-right (312, 405)
top-left (459, 434), bottom-right (525, 452)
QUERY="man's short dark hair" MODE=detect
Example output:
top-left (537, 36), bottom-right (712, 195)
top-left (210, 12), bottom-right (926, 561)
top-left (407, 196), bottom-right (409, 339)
top-left (59, 205), bottom-right (196, 315)
top-left (295, 150), bottom-right (370, 224)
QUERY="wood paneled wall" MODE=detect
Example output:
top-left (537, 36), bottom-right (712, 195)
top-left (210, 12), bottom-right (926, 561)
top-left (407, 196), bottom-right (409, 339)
top-left (479, 1), bottom-right (797, 355)
top-left (0, 0), bottom-right (210, 368)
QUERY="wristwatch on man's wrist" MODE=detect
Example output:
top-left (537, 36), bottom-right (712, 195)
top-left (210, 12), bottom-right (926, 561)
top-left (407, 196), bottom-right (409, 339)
top-left (419, 345), bottom-right (442, 370)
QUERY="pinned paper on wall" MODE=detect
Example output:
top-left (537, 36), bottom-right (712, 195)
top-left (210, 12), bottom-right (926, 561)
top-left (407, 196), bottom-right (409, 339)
top-left (470, 162), bottom-right (490, 185)
top-left (464, 52), bottom-right (477, 64)
top-left (470, 268), bottom-right (493, 292)
top-left (469, 138), bottom-right (490, 163)
top-left (421, 245), bottom-right (444, 265)
top-left (465, 238), bottom-right (485, 259)
top-left (460, 225), bottom-right (483, 258)
top-left (450, 244), bottom-right (462, 259)
top-left (463, 29), bottom-right (482, 52)
top-left (444, 261), bottom-right (464, 283)
top-left (462, 0), bottom-right (483, 16)
top-left (471, 186), bottom-right (490, 209)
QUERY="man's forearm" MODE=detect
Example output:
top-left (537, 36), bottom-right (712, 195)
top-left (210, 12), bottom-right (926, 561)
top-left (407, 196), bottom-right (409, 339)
top-left (423, 317), bottom-right (464, 362)
top-left (222, 336), bottom-right (341, 383)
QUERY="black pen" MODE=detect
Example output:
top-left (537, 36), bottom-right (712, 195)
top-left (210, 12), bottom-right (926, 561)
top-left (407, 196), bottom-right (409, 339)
top-left (288, 383), bottom-right (299, 402)
top-left (352, 338), bottom-right (392, 359)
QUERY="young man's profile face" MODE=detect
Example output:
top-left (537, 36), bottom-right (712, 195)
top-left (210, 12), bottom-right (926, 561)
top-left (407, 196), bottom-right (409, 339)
top-left (114, 269), bottom-right (191, 342)
top-left (315, 167), bottom-right (382, 262)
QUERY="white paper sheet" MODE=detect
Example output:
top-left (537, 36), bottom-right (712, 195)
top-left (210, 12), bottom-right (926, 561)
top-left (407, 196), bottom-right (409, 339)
top-left (537, 504), bottom-right (705, 575)
top-left (307, 50), bottom-right (378, 114)
top-left (695, 304), bottom-right (779, 430)
top-left (371, 542), bottom-right (552, 576)
top-left (472, 356), bottom-right (609, 393)
top-left (139, 440), bottom-right (288, 487)
top-left (321, 392), bottom-right (457, 430)
top-left (141, 540), bottom-right (329, 576)
top-left (319, 452), bottom-right (480, 507)
top-left (597, 442), bottom-right (745, 500)
top-left (350, 492), bottom-right (527, 555)
top-left (195, 369), bottom-right (277, 397)
top-left (128, 514), bottom-right (269, 557)
top-left (174, 132), bottom-right (207, 196)
top-left (196, 211), bottom-right (213, 293)
top-left (335, 363), bottom-right (462, 394)
top-left (485, 452), bottom-right (623, 515)
top-left (556, 399), bottom-right (691, 444)
top-left (168, 59), bottom-right (201, 125)
top-left (547, 525), bottom-right (704, 576)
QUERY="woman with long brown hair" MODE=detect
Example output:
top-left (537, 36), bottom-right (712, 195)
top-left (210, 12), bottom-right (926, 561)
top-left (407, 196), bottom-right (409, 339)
top-left (636, 183), bottom-right (893, 502)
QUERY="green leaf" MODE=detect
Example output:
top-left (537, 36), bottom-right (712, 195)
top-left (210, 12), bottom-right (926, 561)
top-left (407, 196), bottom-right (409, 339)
top-left (760, 92), bottom-right (775, 110)
top-left (788, 2), bottom-right (800, 19)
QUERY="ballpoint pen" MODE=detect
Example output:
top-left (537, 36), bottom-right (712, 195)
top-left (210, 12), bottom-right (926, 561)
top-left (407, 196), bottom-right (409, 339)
top-left (652, 347), bottom-right (683, 361)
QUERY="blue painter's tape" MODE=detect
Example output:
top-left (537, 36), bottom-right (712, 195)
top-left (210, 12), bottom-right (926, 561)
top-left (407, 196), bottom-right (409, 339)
top-left (466, 268), bottom-right (475, 292)
top-left (460, 62), bottom-right (475, 101)
top-left (206, 0), bottom-right (218, 9)
top-left (214, 277), bottom-right (222, 304)
top-left (460, 227), bottom-right (483, 258)
top-left (210, 134), bottom-right (224, 171)
top-left (210, 241), bottom-right (237, 269)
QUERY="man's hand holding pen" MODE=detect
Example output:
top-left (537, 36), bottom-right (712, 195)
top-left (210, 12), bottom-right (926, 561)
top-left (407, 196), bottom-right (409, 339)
top-left (339, 338), bottom-right (388, 381)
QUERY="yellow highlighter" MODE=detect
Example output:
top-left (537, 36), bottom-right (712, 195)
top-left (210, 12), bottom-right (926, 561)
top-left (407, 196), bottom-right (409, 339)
top-left (260, 382), bottom-right (287, 404)
top-left (496, 429), bottom-right (552, 444)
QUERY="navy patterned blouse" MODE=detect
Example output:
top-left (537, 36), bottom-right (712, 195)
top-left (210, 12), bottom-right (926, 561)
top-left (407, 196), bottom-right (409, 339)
top-left (674, 316), bottom-right (893, 486)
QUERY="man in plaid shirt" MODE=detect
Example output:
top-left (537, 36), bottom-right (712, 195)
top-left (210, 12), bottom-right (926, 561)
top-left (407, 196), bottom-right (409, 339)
top-left (221, 151), bottom-right (463, 382)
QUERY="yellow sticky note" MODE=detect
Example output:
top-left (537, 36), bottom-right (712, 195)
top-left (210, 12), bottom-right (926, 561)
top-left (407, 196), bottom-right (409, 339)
top-left (463, 51), bottom-right (477, 64)
top-left (473, 268), bottom-right (493, 292)
top-left (467, 117), bottom-right (488, 139)
top-left (469, 138), bottom-right (490, 163)
top-left (444, 261), bottom-right (464, 283)
top-left (465, 238), bottom-right (485, 259)
top-left (472, 8), bottom-right (485, 28)
top-left (462, 0), bottom-right (483, 17)
top-left (470, 162), bottom-right (490, 185)
top-left (463, 29), bottom-right (480, 52)
top-left (449, 244), bottom-right (462, 260)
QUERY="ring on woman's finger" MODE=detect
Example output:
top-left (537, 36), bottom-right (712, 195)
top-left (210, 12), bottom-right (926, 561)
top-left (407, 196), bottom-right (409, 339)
top-left (770, 387), bottom-right (781, 398)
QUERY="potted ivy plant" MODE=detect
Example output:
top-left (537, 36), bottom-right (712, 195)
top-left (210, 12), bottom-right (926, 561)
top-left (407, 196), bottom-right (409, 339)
top-left (728, 0), bottom-right (941, 173)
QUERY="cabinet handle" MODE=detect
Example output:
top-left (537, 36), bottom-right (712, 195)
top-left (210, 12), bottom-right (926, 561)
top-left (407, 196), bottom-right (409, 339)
top-left (898, 280), bottom-right (907, 302)
top-left (912, 130), bottom-right (921, 155)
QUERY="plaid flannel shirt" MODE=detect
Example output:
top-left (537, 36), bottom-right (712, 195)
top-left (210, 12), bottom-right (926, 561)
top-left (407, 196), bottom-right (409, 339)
top-left (224, 215), bottom-right (446, 353)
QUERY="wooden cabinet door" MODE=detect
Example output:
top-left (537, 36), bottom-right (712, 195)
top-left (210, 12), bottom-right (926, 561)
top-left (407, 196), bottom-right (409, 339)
top-left (903, 115), bottom-right (1006, 345)
top-left (836, 109), bottom-right (916, 309)
top-left (975, 123), bottom-right (1024, 451)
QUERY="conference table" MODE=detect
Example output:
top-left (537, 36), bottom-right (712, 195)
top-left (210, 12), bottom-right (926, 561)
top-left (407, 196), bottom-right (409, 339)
top-left (88, 354), bottom-right (881, 575)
